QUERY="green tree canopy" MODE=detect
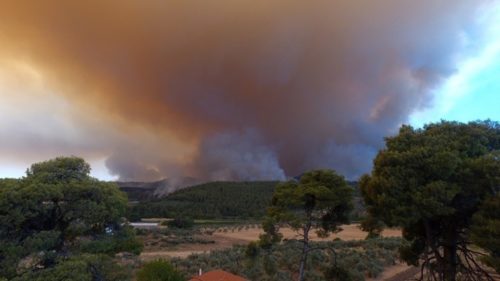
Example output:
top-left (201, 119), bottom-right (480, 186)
top-left (471, 194), bottom-right (500, 273)
top-left (262, 169), bottom-right (353, 281)
top-left (10, 254), bottom-right (129, 281)
top-left (0, 157), bottom-right (142, 280)
top-left (361, 121), bottom-right (500, 281)
top-left (136, 260), bottom-right (184, 281)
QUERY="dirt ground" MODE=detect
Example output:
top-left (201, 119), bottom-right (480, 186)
top-left (139, 224), bottom-right (411, 280)
top-left (139, 225), bottom-right (500, 281)
top-left (140, 232), bottom-right (249, 260)
top-left (213, 224), bottom-right (401, 242)
top-left (140, 224), bottom-right (400, 260)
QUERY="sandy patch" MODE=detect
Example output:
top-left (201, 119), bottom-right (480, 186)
top-left (213, 224), bottom-right (401, 242)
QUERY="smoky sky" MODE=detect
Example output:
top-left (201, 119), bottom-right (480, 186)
top-left (0, 0), bottom-right (490, 181)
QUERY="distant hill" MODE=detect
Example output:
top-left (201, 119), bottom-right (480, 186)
top-left (117, 181), bottom-right (158, 201)
top-left (127, 181), bottom-right (278, 220)
top-left (126, 180), bottom-right (365, 221)
top-left (117, 177), bottom-right (200, 201)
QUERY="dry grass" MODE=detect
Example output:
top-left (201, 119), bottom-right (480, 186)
top-left (140, 224), bottom-right (401, 260)
top-left (213, 224), bottom-right (401, 242)
top-left (138, 225), bottom-right (414, 280)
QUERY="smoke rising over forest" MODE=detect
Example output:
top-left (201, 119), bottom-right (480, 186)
top-left (0, 0), bottom-right (489, 181)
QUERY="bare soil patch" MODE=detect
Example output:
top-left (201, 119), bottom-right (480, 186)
top-left (213, 224), bottom-right (401, 242)
top-left (139, 224), bottom-right (411, 279)
top-left (140, 224), bottom-right (400, 260)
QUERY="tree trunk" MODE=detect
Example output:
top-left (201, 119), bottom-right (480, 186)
top-left (298, 223), bottom-right (311, 281)
top-left (443, 231), bottom-right (458, 281)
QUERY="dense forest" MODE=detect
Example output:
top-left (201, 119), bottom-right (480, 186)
top-left (127, 181), bottom-right (278, 220)
top-left (126, 181), bottom-right (365, 221)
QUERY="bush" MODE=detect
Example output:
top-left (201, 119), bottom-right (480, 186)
top-left (168, 217), bottom-right (194, 229)
top-left (79, 226), bottom-right (143, 255)
top-left (12, 254), bottom-right (130, 281)
top-left (245, 241), bottom-right (260, 258)
top-left (170, 237), bottom-right (404, 280)
top-left (136, 260), bottom-right (184, 281)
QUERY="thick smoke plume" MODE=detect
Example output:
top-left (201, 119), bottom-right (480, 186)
top-left (0, 0), bottom-right (489, 180)
top-left (193, 130), bottom-right (286, 181)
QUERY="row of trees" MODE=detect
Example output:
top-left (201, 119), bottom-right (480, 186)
top-left (261, 121), bottom-right (500, 281)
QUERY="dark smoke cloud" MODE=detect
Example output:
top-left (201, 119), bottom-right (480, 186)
top-left (192, 130), bottom-right (285, 181)
top-left (0, 0), bottom-right (490, 180)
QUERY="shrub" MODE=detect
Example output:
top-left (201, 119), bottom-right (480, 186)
top-left (171, 238), bottom-right (404, 281)
top-left (136, 260), bottom-right (184, 281)
top-left (12, 254), bottom-right (130, 281)
top-left (245, 241), bottom-right (260, 258)
top-left (168, 217), bottom-right (194, 229)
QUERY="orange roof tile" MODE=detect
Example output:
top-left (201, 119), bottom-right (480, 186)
top-left (189, 270), bottom-right (247, 281)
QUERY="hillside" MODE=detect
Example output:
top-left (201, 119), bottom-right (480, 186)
top-left (117, 180), bottom-right (159, 201)
top-left (126, 180), bottom-right (365, 221)
top-left (117, 177), bottom-right (200, 201)
top-left (127, 181), bottom-right (279, 220)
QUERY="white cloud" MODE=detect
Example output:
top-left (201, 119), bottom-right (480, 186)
top-left (410, 0), bottom-right (500, 127)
